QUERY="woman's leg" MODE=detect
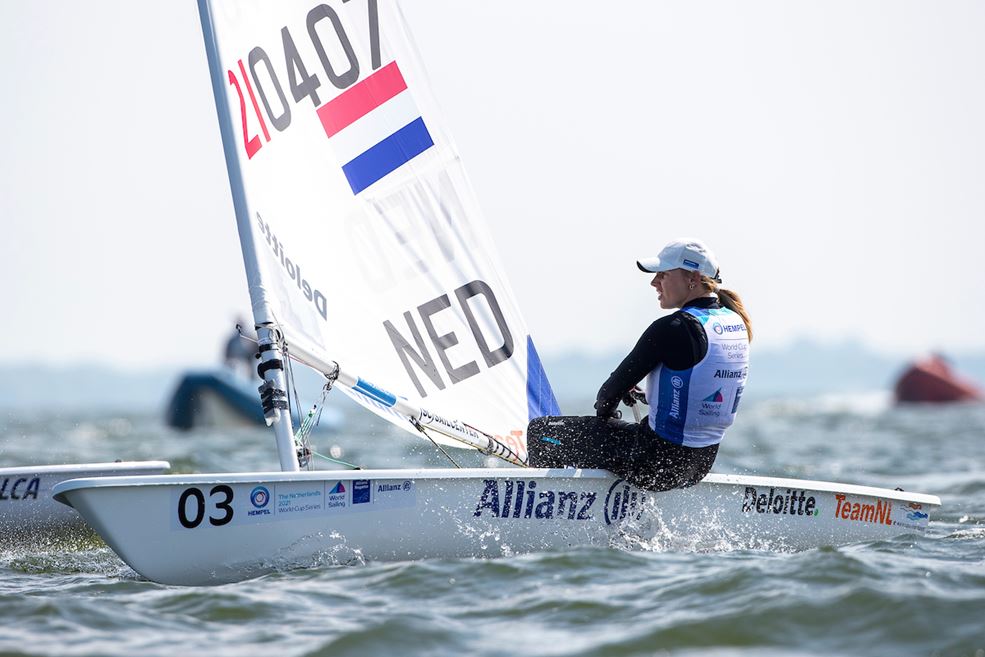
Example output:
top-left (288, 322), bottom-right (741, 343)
top-left (528, 416), bottom-right (721, 492)
top-left (628, 438), bottom-right (720, 491)
top-left (527, 416), bottom-right (640, 473)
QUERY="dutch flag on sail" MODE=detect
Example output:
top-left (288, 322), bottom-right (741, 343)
top-left (317, 61), bottom-right (434, 195)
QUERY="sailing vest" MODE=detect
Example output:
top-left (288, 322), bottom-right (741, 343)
top-left (646, 307), bottom-right (750, 447)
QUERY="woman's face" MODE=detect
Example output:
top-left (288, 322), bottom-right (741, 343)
top-left (651, 269), bottom-right (694, 309)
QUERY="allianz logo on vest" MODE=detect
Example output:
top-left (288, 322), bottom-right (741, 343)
top-left (713, 368), bottom-right (746, 379)
top-left (669, 375), bottom-right (684, 419)
top-left (712, 322), bottom-right (746, 335)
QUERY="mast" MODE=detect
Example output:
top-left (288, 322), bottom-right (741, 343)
top-left (196, 0), bottom-right (299, 472)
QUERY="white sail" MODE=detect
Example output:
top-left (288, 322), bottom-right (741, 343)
top-left (201, 0), bottom-right (558, 460)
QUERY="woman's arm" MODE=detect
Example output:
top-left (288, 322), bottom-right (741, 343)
top-left (594, 318), bottom-right (672, 417)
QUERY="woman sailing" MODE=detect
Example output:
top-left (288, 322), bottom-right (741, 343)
top-left (527, 238), bottom-right (751, 491)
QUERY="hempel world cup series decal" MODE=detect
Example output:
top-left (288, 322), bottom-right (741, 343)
top-left (172, 478), bottom-right (416, 530)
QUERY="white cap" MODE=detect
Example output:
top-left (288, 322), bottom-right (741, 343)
top-left (637, 238), bottom-right (721, 282)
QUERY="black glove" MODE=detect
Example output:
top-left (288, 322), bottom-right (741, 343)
top-left (621, 386), bottom-right (647, 406)
top-left (594, 398), bottom-right (621, 420)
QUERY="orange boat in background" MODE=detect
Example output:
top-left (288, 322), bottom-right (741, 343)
top-left (894, 354), bottom-right (985, 403)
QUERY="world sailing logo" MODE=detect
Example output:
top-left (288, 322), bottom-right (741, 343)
top-left (317, 61), bottom-right (433, 195)
top-left (700, 387), bottom-right (724, 417)
top-left (326, 481), bottom-right (347, 511)
top-left (703, 389), bottom-right (724, 403)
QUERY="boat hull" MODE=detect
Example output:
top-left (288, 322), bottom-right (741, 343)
top-left (0, 461), bottom-right (171, 545)
top-left (53, 469), bottom-right (940, 586)
top-left (164, 369), bottom-right (344, 431)
top-left (165, 370), bottom-right (267, 430)
top-left (893, 357), bottom-right (985, 403)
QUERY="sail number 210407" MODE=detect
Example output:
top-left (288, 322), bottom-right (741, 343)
top-left (227, 0), bottom-right (383, 159)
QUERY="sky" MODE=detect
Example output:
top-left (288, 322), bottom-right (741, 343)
top-left (2, 1), bottom-right (984, 370)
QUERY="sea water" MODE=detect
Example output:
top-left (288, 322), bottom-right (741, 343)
top-left (1, 394), bottom-right (984, 657)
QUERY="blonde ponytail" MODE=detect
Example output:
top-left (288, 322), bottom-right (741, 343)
top-left (700, 276), bottom-right (753, 342)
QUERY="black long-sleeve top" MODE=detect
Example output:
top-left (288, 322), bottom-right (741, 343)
top-left (594, 297), bottom-right (721, 418)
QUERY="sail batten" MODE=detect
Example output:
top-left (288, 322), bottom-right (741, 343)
top-left (199, 0), bottom-right (558, 460)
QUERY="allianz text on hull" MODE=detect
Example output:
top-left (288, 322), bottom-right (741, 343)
top-left (53, 470), bottom-right (940, 586)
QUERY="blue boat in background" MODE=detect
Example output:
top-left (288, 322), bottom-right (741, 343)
top-left (165, 368), bottom-right (343, 431)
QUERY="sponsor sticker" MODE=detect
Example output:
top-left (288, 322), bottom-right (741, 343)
top-left (721, 342), bottom-right (749, 361)
top-left (833, 494), bottom-right (892, 526)
top-left (473, 479), bottom-right (598, 522)
top-left (248, 485), bottom-right (273, 517)
top-left (347, 479), bottom-right (417, 513)
top-left (276, 482), bottom-right (325, 518)
top-left (742, 486), bottom-right (819, 517)
top-left (892, 501), bottom-right (929, 530)
top-left (604, 480), bottom-right (650, 525)
top-left (0, 476), bottom-right (41, 502)
top-left (198, 479), bottom-right (413, 523)
top-left (370, 479), bottom-right (416, 511)
top-left (326, 481), bottom-right (348, 512)
top-left (699, 388), bottom-right (725, 417)
top-left (703, 388), bottom-right (724, 403)
top-left (712, 322), bottom-right (746, 336)
top-left (353, 479), bottom-right (372, 505)
top-left (731, 385), bottom-right (745, 413)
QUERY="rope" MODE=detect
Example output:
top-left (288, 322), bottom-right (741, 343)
top-left (412, 419), bottom-right (462, 468)
top-left (463, 422), bottom-right (527, 467)
top-left (280, 341), bottom-right (314, 470)
top-left (309, 449), bottom-right (361, 470)
top-left (236, 323), bottom-right (509, 470)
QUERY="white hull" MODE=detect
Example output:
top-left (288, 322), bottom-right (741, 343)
top-left (1, 461), bottom-right (171, 545)
top-left (53, 469), bottom-right (940, 586)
